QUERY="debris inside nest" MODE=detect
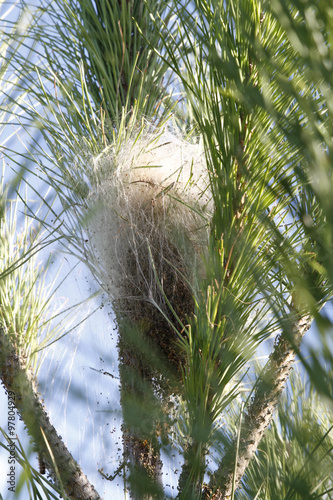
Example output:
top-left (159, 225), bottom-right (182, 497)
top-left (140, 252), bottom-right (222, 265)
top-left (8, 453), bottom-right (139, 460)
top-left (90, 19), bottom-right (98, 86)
top-left (87, 130), bottom-right (211, 391)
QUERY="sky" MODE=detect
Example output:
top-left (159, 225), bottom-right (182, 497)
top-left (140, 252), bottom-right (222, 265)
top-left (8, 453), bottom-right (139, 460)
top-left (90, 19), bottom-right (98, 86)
top-left (0, 2), bottom-right (332, 500)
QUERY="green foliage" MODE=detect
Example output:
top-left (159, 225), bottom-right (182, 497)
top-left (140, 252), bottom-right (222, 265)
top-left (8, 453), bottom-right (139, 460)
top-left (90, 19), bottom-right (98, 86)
top-left (26, 0), bottom-right (178, 127)
top-left (74, 0), bottom-right (175, 121)
top-left (146, 0), bottom-right (333, 497)
top-left (1, 0), bottom-right (333, 499)
top-left (239, 369), bottom-right (333, 499)
top-left (0, 428), bottom-right (68, 499)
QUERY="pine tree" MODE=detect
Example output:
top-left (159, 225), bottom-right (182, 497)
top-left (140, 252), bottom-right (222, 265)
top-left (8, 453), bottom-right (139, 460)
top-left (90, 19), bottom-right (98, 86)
top-left (1, 1), bottom-right (333, 499)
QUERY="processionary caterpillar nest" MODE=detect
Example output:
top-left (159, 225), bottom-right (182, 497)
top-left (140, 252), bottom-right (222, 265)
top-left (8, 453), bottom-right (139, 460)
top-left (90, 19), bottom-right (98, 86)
top-left (87, 130), bottom-right (211, 392)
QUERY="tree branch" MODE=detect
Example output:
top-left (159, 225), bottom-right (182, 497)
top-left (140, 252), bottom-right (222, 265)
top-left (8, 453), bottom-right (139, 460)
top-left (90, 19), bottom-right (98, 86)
top-left (0, 328), bottom-right (101, 500)
top-left (205, 313), bottom-right (312, 500)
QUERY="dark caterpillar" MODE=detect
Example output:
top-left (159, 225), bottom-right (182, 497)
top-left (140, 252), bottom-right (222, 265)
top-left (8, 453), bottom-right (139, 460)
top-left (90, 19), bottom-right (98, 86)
top-left (38, 454), bottom-right (46, 475)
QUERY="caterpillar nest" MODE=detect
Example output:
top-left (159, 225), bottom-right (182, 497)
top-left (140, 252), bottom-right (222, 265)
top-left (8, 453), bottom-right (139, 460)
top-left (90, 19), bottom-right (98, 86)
top-left (87, 131), bottom-right (211, 392)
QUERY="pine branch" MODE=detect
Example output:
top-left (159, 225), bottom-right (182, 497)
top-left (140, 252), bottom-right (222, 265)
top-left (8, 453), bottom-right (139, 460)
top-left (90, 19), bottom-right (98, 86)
top-left (205, 313), bottom-right (312, 500)
top-left (0, 327), bottom-right (101, 500)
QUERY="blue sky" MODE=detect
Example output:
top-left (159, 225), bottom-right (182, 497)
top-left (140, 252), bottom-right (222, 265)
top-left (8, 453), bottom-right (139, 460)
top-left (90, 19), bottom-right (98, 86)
top-left (1, 2), bottom-right (332, 499)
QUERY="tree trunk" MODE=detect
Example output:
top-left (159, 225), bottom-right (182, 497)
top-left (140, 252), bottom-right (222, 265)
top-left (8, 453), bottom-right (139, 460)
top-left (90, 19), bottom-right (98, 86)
top-left (0, 328), bottom-right (101, 500)
top-left (205, 313), bottom-right (311, 500)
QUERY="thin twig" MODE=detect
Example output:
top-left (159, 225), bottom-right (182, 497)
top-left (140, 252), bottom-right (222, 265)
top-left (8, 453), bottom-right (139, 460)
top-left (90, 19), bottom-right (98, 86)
top-left (0, 328), bottom-right (101, 500)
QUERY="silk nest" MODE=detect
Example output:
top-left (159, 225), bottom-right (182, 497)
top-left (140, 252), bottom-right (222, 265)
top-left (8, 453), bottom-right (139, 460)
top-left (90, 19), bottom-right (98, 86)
top-left (86, 131), bottom-right (211, 331)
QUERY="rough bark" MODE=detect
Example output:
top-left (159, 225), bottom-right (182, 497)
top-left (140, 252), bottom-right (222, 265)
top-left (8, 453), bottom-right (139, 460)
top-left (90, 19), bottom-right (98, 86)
top-left (204, 313), bottom-right (311, 500)
top-left (0, 328), bottom-right (101, 500)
